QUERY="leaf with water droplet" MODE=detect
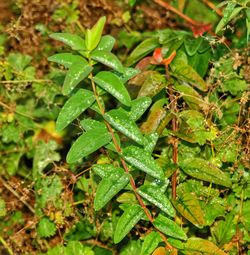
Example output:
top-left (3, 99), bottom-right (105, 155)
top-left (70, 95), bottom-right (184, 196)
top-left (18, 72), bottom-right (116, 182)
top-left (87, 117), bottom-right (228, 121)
top-left (122, 145), bottom-right (164, 180)
top-left (114, 204), bottom-right (145, 244)
top-left (104, 108), bottom-right (145, 145)
top-left (56, 89), bottom-right (95, 131)
top-left (96, 35), bottom-right (115, 51)
top-left (153, 214), bottom-right (187, 240)
top-left (49, 33), bottom-right (86, 51)
top-left (94, 167), bottom-right (130, 210)
top-left (140, 231), bottom-right (161, 255)
top-left (129, 97), bottom-right (152, 121)
top-left (93, 71), bottom-right (131, 106)
top-left (63, 58), bottom-right (93, 95)
top-left (66, 128), bottom-right (111, 163)
top-left (91, 50), bottom-right (124, 73)
top-left (137, 184), bottom-right (175, 217)
top-left (48, 53), bottom-right (86, 68)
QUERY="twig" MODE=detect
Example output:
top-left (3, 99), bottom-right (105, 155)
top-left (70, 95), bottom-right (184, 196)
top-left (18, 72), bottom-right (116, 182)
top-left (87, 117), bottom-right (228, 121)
top-left (0, 177), bottom-right (35, 214)
top-left (201, 0), bottom-right (223, 17)
top-left (153, 0), bottom-right (201, 26)
top-left (0, 79), bottom-right (52, 84)
top-left (0, 236), bottom-right (14, 255)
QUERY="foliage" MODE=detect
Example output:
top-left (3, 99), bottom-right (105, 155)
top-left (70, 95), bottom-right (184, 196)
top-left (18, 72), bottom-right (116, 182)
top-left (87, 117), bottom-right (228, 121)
top-left (0, 0), bottom-right (249, 254)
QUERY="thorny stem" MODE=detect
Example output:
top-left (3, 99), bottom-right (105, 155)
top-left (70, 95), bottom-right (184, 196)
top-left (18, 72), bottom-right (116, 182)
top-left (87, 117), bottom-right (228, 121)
top-left (89, 72), bottom-right (173, 249)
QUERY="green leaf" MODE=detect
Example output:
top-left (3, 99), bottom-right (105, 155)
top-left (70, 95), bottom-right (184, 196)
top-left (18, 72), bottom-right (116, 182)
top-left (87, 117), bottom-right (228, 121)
top-left (114, 204), bottom-right (145, 244)
top-left (215, 3), bottom-right (243, 34)
top-left (86, 16), bottom-right (106, 51)
top-left (126, 38), bottom-right (160, 66)
top-left (94, 167), bottom-right (130, 210)
top-left (174, 84), bottom-right (206, 110)
top-left (56, 89), bottom-right (95, 131)
top-left (129, 97), bottom-right (152, 121)
top-left (66, 128), bottom-right (111, 163)
top-left (122, 145), bottom-right (164, 180)
top-left (172, 188), bottom-right (205, 228)
top-left (137, 184), bottom-right (175, 217)
top-left (140, 231), bottom-right (161, 255)
top-left (93, 71), bottom-right (131, 106)
top-left (180, 158), bottom-right (232, 188)
top-left (184, 37), bottom-right (203, 56)
top-left (96, 35), bottom-right (116, 51)
top-left (211, 213), bottom-right (236, 245)
top-left (152, 214), bottom-right (187, 240)
top-left (104, 108), bottom-right (145, 145)
top-left (183, 237), bottom-right (227, 255)
top-left (80, 119), bottom-right (106, 131)
top-left (48, 53), bottom-right (85, 68)
top-left (91, 50), bottom-right (124, 73)
top-left (63, 58), bottom-right (93, 95)
top-left (170, 52), bottom-right (207, 91)
top-left (37, 217), bottom-right (57, 238)
top-left (92, 164), bottom-right (116, 178)
top-left (50, 33), bottom-right (86, 51)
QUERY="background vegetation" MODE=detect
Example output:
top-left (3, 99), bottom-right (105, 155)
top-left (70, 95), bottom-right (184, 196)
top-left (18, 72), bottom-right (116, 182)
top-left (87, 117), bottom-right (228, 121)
top-left (0, 0), bottom-right (249, 254)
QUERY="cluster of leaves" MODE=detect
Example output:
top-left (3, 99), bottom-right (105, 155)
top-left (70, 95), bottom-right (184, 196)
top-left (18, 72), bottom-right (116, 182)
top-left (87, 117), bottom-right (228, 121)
top-left (0, 0), bottom-right (249, 254)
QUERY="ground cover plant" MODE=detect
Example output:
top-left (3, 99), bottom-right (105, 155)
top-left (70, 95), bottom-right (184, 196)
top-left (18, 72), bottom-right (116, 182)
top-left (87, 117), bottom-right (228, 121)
top-left (0, 0), bottom-right (249, 254)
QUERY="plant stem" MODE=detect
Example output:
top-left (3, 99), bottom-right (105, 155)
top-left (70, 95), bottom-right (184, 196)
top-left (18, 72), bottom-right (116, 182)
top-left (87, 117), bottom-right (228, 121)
top-left (0, 236), bottom-right (14, 255)
top-left (0, 176), bottom-right (35, 214)
top-left (153, 0), bottom-right (202, 26)
top-left (89, 73), bottom-right (153, 222)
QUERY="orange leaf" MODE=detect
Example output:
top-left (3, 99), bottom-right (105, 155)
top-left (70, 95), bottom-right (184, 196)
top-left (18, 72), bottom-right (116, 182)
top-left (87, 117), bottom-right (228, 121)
top-left (152, 247), bottom-right (166, 255)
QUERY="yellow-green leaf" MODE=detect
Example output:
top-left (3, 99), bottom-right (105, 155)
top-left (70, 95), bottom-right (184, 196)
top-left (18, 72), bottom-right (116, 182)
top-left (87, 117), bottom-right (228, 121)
top-left (86, 16), bottom-right (106, 51)
top-left (183, 237), bottom-right (227, 255)
top-left (180, 158), bottom-right (232, 187)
